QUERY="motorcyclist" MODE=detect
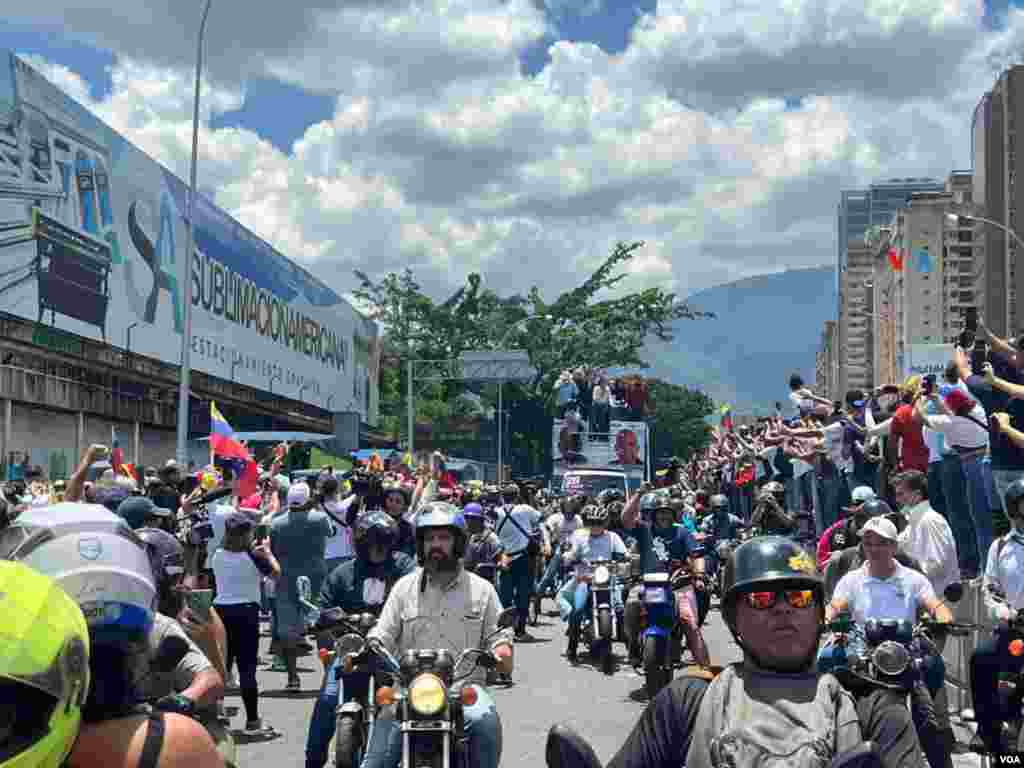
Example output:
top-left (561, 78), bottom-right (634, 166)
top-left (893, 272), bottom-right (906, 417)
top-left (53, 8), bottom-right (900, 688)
top-left (969, 477), bottom-right (1024, 754)
top-left (621, 489), bottom-right (710, 668)
top-left (361, 501), bottom-right (513, 768)
top-left (701, 493), bottom-right (743, 582)
top-left (605, 536), bottom-right (927, 768)
top-left (818, 486), bottom-right (877, 570)
top-left (558, 503), bottom-right (628, 664)
top-left (537, 493), bottom-right (584, 596)
top-left (821, 499), bottom-right (924, 599)
top-left (0, 560), bottom-right (91, 768)
top-left (304, 509), bottom-right (416, 768)
top-left (5, 503), bottom-right (225, 768)
top-left (463, 502), bottom-right (503, 582)
top-left (822, 516), bottom-right (954, 768)
top-left (749, 481), bottom-right (798, 536)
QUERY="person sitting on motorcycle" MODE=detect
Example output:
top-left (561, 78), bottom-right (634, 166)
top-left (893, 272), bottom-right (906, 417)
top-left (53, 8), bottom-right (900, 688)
top-left (621, 490), bottom-right (711, 668)
top-left (606, 536), bottom-right (927, 768)
top-left (818, 486), bottom-right (876, 570)
top-left (822, 516), bottom-right (954, 768)
top-left (969, 477), bottom-right (1024, 754)
top-left (362, 502), bottom-right (513, 768)
top-left (822, 499), bottom-right (924, 601)
top-left (463, 502), bottom-right (503, 584)
top-left (750, 481), bottom-right (798, 537)
top-left (304, 510), bottom-right (416, 768)
top-left (558, 503), bottom-right (628, 664)
top-left (537, 493), bottom-right (584, 596)
top-left (700, 493), bottom-right (743, 581)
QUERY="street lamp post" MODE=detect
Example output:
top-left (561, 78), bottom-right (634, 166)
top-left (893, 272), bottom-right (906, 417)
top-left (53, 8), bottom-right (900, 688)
top-left (493, 314), bottom-right (550, 482)
top-left (125, 322), bottom-right (138, 357)
top-left (176, 0), bottom-right (213, 465)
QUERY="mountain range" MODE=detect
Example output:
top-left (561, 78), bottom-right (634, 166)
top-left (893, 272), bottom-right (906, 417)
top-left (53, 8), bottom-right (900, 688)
top-left (642, 266), bottom-right (837, 416)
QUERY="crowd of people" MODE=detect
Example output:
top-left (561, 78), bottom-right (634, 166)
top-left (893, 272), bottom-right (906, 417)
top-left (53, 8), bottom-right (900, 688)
top-left (4, 318), bottom-right (1024, 768)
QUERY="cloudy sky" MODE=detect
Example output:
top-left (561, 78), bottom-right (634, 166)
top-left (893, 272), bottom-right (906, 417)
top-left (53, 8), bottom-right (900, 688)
top-left (2, 0), bottom-right (1021, 306)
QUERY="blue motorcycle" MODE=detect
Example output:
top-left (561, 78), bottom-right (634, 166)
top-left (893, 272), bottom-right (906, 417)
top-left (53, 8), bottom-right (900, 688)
top-left (638, 571), bottom-right (679, 697)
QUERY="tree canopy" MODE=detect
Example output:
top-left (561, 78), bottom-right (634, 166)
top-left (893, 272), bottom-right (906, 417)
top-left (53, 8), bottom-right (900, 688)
top-left (354, 241), bottom-right (715, 466)
top-left (645, 379), bottom-right (715, 462)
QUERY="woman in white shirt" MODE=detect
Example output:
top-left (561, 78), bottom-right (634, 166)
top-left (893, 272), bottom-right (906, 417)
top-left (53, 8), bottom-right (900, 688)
top-left (318, 475), bottom-right (354, 574)
top-left (213, 511), bottom-right (280, 735)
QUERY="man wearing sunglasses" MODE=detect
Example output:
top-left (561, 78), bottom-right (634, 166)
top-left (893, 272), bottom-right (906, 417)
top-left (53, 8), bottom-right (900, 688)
top-left (607, 536), bottom-right (925, 768)
top-left (823, 516), bottom-right (953, 768)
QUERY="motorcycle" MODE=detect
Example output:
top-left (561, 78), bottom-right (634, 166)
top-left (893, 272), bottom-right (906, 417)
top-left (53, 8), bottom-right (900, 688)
top-left (345, 608), bottom-right (516, 768)
top-left (311, 610), bottom-right (385, 768)
top-left (567, 559), bottom-right (621, 675)
top-left (978, 587), bottom-right (1024, 751)
top-left (544, 723), bottom-right (885, 768)
top-left (636, 569), bottom-right (679, 697)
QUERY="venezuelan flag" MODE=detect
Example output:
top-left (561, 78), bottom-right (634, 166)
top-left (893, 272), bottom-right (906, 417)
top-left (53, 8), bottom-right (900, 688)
top-left (719, 403), bottom-right (733, 432)
top-left (210, 402), bottom-right (252, 461)
top-left (210, 403), bottom-right (259, 496)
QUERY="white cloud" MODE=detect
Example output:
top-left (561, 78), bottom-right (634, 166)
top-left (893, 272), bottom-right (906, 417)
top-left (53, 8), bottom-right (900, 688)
top-left (12, 0), bottom-right (1024, 308)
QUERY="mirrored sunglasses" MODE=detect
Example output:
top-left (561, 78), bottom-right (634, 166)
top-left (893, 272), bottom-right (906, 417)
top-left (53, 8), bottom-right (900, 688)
top-left (744, 589), bottom-right (815, 610)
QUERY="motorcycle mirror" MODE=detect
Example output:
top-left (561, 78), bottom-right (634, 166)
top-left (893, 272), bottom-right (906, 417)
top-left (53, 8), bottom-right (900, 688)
top-left (943, 583), bottom-right (964, 604)
top-left (545, 723), bottom-right (603, 768)
top-left (828, 742), bottom-right (882, 768)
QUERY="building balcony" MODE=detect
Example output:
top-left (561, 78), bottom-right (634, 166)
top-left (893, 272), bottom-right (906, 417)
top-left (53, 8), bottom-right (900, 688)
top-left (0, 365), bottom-right (177, 426)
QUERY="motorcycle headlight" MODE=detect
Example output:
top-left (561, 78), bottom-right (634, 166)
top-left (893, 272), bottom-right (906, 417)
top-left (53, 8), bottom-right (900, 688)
top-left (409, 673), bottom-right (446, 716)
top-left (871, 641), bottom-right (910, 677)
top-left (593, 565), bottom-right (610, 586)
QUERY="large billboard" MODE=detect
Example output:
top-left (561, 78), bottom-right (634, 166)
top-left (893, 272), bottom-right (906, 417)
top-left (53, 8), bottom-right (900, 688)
top-left (904, 344), bottom-right (953, 380)
top-left (0, 53), bottom-right (378, 422)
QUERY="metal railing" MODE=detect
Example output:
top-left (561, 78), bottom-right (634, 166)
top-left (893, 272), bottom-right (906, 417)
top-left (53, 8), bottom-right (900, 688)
top-left (0, 364), bottom-right (176, 425)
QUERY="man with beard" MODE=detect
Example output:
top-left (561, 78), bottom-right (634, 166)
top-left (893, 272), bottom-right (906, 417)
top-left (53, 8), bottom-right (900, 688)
top-left (363, 502), bottom-right (513, 768)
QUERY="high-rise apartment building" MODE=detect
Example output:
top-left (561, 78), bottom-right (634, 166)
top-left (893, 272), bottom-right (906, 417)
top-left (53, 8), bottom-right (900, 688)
top-left (972, 67), bottom-right (1024, 337)
top-left (866, 180), bottom-right (981, 385)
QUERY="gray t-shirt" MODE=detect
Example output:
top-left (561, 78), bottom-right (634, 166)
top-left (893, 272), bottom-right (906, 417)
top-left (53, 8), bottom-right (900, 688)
top-left (686, 663), bottom-right (862, 768)
top-left (138, 613), bottom-right (214, 702)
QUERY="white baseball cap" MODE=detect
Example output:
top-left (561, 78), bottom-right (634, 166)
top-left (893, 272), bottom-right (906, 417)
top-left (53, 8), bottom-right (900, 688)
top-left (860, 516), bottom-right (898, 542)
top-left (287, 481), bottom-right (311, 507)
top-left (851, 486), bottom-right (877, 503)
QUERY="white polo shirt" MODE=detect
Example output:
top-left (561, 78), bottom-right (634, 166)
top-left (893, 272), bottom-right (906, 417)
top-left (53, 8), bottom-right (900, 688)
top-left (832, 561), bottom-right (936, 624)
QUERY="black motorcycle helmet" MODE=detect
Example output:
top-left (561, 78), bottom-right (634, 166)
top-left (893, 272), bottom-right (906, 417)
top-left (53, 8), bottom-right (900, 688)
top-left (581, 504), bottom-right (608, 527)
top-left (855, 498), bottom-right (894, 538)
top-left (500, 483), bottom-right (519, 503)
top-left (352, 510), bottom-right (399, 560)
top-left (721, 536), bottom-right (824, 671)
top-left (596, 488), bottom-right (625, 507)
top-left (1005, 478), bottom-right (1024, 518)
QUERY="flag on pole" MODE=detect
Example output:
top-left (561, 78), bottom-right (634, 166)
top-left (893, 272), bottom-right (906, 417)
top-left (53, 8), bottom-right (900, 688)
top-left (719, 403), bottom-right (733, 432)
top-left (111, 426), bottom-right (125, 475)
top-left (887, 246), bottom-right (903, 271)
top-left (209, 402), bottom-right (259, 496)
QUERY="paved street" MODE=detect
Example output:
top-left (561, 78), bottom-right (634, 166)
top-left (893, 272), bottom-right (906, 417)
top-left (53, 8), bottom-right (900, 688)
top-left (233, 595), bottom-right (984, 767)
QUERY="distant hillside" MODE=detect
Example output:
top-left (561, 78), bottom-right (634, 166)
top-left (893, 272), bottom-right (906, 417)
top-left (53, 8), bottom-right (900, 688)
top-left (642, 266), bottom-right (836, 415)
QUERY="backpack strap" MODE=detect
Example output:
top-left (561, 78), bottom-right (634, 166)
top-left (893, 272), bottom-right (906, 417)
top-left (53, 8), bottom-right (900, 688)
top-left (137, 711), bottom-right (165, 768)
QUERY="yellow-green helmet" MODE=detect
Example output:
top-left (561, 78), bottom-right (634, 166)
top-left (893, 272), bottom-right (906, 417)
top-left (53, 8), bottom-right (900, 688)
top-left (0, 560), bottom-right (90, 767)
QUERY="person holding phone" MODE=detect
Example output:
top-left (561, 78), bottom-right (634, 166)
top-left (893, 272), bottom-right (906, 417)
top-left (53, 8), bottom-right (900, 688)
top-left (213, 511), bottom-right (280, 736)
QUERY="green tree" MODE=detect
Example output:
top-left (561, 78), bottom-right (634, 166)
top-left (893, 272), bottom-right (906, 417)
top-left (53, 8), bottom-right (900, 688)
top-left (355, 242), bottom-right (714, 471)
top-left (645, 379), bottom-right (715, 462)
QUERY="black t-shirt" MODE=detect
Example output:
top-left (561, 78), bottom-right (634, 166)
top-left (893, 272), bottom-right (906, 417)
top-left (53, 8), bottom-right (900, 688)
top-left (827, 522), bottom-right (855, 554)
top-left (607, 676), bottom-right (708, 768)
top-left (966, 362), bottom-right (1024, 471)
